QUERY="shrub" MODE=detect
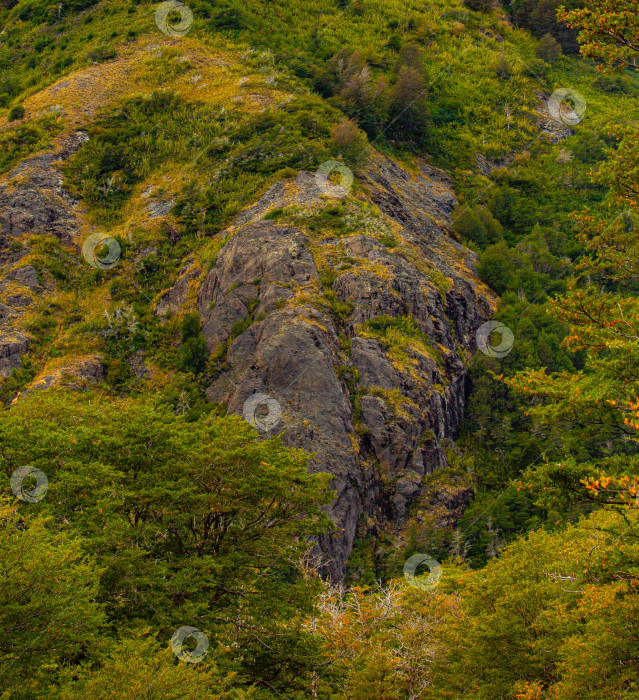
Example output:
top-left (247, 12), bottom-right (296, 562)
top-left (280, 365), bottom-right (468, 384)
top-left (178, 335), bottom-right (209, 374)
top-left (453, 205), bottom-right (504, 248)
top-left (211, 6), bottom-right (247, 29)
top-left (592, 74), bottom-right (634, 94)
top-left (330, 118), bottom-right (369, 171)
top-left (86, 46), bottom-right (116, 63)
top-left (535, 33), bottom-right (563, 63)
top-left (331, 50), bottom-right (390, 138)
top-left (0, 76), bottom-right (21, 96)
top-left (387, 35), bottom-right (401, 51)
top-left (463, 0), bottom-right (497, 10)
top-left (387, 65), bottom-right (430, 143)
top-left (8, 105), bottom-right (25, 121)
top-left (478, 241), bottom-right (520, 294)
top-left (177, 313), bottom-right (209, 374)
top-left (522, 58), bottom-right (550, 79)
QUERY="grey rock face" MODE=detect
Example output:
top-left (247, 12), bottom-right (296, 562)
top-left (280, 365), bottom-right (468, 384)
top-left (0, 133), bottom-right (87, 378)
top-left (146, 199), bottom-right (175, 219)
top-left (0, 131), bottom-right (87, 255)
top-left (0, 155), bottom-right (80, 248)
top-left (0, 334), bottom-right (29, 378)
top-left (6, 265), bottom-right (40, 290)
top-left (534, 91), bottom-right (576, 142)
top-left (206, 303), bottom-right (361, 574)
top-left (197, 222), bottom-right (318, 348)
top-left (0, 303), bottom-right (16, 322)
top-left (155, 262), bottom-right (201, 317)
top-left (128, 350), bottom-right (151, 379)
top-left (179, 152), bottom-right (497, 578)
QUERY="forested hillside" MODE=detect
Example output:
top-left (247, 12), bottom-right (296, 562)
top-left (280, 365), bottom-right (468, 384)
top-left (0, 0), bottom-right (637, 697)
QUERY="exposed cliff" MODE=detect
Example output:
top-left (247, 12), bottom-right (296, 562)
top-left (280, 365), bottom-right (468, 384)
top-left (0, 132), bottom-right (88, 382)
top-left (161, 152), bottom-right (496, 576)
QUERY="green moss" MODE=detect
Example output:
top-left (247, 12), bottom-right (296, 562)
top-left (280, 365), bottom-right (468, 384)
top-left (367, 386), bottom-right (419, 420)
top-left (427, 266), bottom-right (454, 296)
top-left (359, 314), bottom-right (444, 371)
top-left (336, 364), bottom-right (360, 393)
top-left (322, 290), bottom-right (354, 322)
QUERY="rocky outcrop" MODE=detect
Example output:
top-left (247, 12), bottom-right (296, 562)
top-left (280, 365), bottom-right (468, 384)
top-left (0, 132), bottom-right (87, 381)
top-left (0, 132), bottom-right (86, 252)
top-left (0, 118), bottom-right (496, 579)
top-left (16, 355), bottom-right (106, 397)
top-left (183, 152), bottom-right (497, 578)
top-left (206, 302), bottom-right (362, 573)
top-left (197, 222), bottom-right (318, 347)
top-left (155, 261), bottom-right (201, 317)
top-left (5, 265), bottom-right (40, 290)
top-left (0, 333), bottom-right (29, 378)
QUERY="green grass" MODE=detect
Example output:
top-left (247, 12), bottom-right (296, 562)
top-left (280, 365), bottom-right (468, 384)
top-left (0, 114), bottom-right (63, 174)
top-left (63, 90), bottom-right (336, 228)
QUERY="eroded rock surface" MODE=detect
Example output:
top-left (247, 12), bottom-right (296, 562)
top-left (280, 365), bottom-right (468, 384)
top-left (0, 132), bottom-right (86, 250)
top-left (155, 261), bottom-right (201, 317)
top-left (187, 153), bottom-right (497, 577)
top-left (1, 126), bottom-right (498, 579)
top-left (0, 132), bottom-right (87, 381)
top-left (16, 355), bottom-right (106, 398)
top-left (0, 333), bottom-right (29, 378)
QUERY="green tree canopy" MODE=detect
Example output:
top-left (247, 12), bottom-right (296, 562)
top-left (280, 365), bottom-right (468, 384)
top-left (0, 391), bottom-right (333, 697)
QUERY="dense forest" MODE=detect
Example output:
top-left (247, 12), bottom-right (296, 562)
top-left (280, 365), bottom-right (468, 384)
top-left (0, 0), bottom-right (638, 697)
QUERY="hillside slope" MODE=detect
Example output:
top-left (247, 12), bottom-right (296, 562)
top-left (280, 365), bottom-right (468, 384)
top-left (2, 0), bottom-right (639, 696)
top-left (0, 31), bottom-right (496, 574)
top-left (0, 0), bottom-right (635, 576)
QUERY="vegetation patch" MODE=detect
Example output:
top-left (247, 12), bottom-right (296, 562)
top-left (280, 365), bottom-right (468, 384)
top-left (0, 114), bottom-right (63, 174)
top-left (359, 314), bottom-right (444, 374)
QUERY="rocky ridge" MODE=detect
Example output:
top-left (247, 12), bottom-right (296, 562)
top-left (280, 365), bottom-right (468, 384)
top-left (161, 152), bottom-right (497, 577)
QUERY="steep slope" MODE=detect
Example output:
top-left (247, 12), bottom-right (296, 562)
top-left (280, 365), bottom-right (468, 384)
top-left (1, 0), bottom-right (631, 577)
top-left (1, 1), bottom-right (639, 696)
top-left (0, 30), bottom-right (495, 575)
top-left (161, 156), bottom-right (495, 575)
